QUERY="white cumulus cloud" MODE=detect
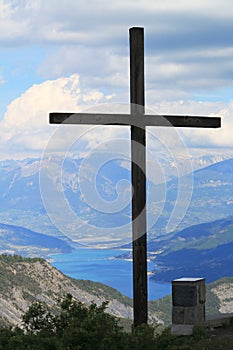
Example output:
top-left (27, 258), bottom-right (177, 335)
top-left (0, 74), bottom-right (113, 157)
top-left (0, 73), bottom-right (232, 160)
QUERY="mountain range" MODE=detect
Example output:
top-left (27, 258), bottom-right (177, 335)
top-left (0, 222), bottom-right (73, 258)
top-left (0, 155), bottom-right (232, 331)
top-left (0, 154), bottom-right (232, 247)
top-left (148, 216), bottom-right (233, 283)
top-left (0, 155), bottom-right (231, 281)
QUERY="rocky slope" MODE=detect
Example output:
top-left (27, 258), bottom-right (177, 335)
top-left (149, 277), bottom-right (233, 326)
top-left (0, 255), bottom-right (232, 328)
top-left (0, 255), bottom-right (137, 327)
top-left (209, 277), bottom-right (233, 314)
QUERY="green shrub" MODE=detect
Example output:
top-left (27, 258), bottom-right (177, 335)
top-left (0, 295), bottom-right (233, 349)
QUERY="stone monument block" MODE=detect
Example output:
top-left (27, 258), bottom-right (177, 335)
top-left (172, 278), bottom-right (206, 325)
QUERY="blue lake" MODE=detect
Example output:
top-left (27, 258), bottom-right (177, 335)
top-left (50, 248), bottom-right (171, 300)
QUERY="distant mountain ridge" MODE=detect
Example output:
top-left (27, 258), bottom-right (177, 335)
top-left (152, 241), bottom-right (233, 283)
top-left (117, 215), bottom-right (233, 283)
top-left (195, 156), bottom-right (233, 174)
top-left (0, 155), bottom-right (232, 245)
top-left (149, 216), bottom-right (233, 283)
top-left (149, 216), bottom-right (233, 254)
top-left (155, 157), bottom-right (233, 234)
top-left (0, 222), bottom-right (73, 257)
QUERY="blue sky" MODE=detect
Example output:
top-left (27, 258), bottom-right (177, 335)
top-left (0, 0), bottom-right (233, 159)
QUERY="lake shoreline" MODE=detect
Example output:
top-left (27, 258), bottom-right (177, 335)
top-left (50, 248), bottom-right (171, 301)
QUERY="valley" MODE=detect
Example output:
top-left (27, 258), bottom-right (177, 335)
top-left (0, 155), bottom-right (232, 246)
top-left (0, 155), bottom-right (231, 310)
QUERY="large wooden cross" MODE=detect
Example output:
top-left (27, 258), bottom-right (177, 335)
top-left (49, 27), bottom-right (221, 327)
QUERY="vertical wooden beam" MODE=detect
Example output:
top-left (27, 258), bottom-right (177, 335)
top-left (130, 27), bottom-right (148, 327)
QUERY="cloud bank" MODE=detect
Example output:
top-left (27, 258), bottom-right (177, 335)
top-left (0, 1), bottom-right (233, 158)
top-left (0, 74), bottom-right (231, 160)
top-left (0, 75), bottom-right (114, 157)
top-left (1, 0), bottom-right (233, 102)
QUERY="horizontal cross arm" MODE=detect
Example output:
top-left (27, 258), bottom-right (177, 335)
top-left (145, 115), bottom-right (221, 128)
top-left (50, 112), bottom-right (221, 128)
top-left (50, 113), bottom-right (134, 126)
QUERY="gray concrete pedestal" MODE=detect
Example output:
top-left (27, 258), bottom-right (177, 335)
top-left (171, 277), bottom-right (206, 334)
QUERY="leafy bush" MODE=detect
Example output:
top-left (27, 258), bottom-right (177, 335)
top-left (0, 294), bottom-right (233, 349)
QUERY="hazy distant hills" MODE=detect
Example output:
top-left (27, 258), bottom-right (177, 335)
top-left (0, 155), bottom-right (232, 245)
top-left (149, 216), bottom-right (233, 254)
top-left (0, 222), bottom-right (73, 257)
top-left (149, 216), bottom-right (233, 283)
top-left (118, 214), bottom-right (233, 283)
top-left (153, 157), bottom-right (233, 235)
top-left (152, 241), bottom-right (233, 283)
top-left (186, 158), bottom-right (233, 226)
top-left (0, 158), bottom-right (43, 211)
